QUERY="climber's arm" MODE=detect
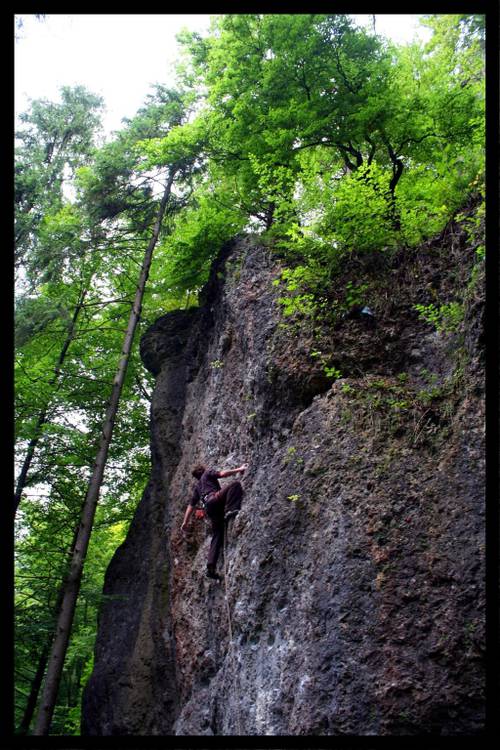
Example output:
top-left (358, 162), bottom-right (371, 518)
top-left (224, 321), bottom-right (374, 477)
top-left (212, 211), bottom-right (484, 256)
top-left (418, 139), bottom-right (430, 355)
top-left (217, 464), bottom-right (247, 478)
top-left (181, 487), bottom-right (198, 532)
top-left (181, 505), bottom-right (194, 532)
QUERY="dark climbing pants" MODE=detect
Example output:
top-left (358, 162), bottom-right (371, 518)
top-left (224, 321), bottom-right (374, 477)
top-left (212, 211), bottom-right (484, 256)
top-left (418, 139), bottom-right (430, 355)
top-left (205, 481), bottom-right (243, 568)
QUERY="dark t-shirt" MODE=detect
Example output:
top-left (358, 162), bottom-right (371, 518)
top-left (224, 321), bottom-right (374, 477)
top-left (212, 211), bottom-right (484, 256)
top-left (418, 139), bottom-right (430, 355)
top-left (188, 468), bottom-right (221, 508)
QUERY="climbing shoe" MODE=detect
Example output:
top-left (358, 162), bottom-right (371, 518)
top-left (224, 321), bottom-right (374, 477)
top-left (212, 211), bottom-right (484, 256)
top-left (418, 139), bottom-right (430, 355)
top-left (206, 566), bottom-right (222, 581)
top-left (224, 509), bottom-right (239, 522)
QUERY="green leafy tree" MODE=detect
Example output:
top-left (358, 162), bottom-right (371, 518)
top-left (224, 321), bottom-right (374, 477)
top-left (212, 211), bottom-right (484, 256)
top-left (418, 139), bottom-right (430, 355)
top-left (15, 88), bottom-right (107, 516)
top-left (178, 13), bottom-right (483, 251)
top-left (15, 86), bottom-right (104, 283)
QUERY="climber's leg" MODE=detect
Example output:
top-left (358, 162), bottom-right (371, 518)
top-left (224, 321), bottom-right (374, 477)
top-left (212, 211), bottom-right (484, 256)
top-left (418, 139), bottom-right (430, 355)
top-left (205, 481), bottom-right (243, 513)
top-left (206, 563), bottom-right (222, 581)
top-left (223, 481), bottom-right (243, 521)
top-left (205, 483), bottom-right (243, 554)
top-left (206, 481), bottom-right (243, 518)
top-left (223, 480), bottom-right (243, 514)
top-left (205, 500), bottom-right (224, 572)
top-left (207, 521), bottom-right (224, 567)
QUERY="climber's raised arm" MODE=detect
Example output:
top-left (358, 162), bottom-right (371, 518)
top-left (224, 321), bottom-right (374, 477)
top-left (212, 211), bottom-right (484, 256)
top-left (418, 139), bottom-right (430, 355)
top-left (217, 464), bottom-right (247, 478)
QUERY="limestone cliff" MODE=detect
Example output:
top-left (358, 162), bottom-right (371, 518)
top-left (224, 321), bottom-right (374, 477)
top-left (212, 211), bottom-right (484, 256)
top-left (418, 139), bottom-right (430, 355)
top-left (82, 206), bottom-right (485, 735)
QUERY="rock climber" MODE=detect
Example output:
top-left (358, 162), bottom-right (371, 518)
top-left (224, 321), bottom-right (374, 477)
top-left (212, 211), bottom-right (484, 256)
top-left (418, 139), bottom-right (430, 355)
top-left (180, 463), bottom-right (247, 580)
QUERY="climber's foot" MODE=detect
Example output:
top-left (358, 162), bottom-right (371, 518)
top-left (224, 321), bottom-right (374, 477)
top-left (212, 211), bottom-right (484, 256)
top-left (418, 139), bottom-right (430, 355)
top-left (224, 509), bottom-right (239, 523)
top-left (206, 566), bottom-right (222, 581)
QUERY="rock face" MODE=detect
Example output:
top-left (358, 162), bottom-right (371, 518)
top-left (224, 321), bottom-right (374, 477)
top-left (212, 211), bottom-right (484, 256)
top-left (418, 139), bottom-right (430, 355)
top-left (82, 213), bottom-right (485, 735)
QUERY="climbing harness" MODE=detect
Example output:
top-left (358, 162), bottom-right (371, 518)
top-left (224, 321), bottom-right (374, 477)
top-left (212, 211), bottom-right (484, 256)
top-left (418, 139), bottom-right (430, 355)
top-left (199, 491), bottom-right (210, 514)
top-left (194, 492), bottom-right (214, 522)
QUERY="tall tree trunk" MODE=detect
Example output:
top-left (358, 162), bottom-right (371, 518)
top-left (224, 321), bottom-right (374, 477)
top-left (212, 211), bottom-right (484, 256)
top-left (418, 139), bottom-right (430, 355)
top-left (17, 514), bottom-right (81, 735)
top-left (33, 168), bottom-right (176, 736)
top-left (14, 283), bottom-right (90, 515)
top-left (17, 646), bottom-right (50, 735)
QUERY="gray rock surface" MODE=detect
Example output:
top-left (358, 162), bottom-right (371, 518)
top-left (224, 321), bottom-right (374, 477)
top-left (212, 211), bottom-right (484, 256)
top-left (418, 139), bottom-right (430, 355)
top-left (82, 219), bottom-right (485, 735)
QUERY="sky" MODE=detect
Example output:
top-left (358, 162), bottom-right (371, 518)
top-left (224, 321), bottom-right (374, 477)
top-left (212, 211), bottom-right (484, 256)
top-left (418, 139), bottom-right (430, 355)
top-left (14, 13), bottom-right (432, 138)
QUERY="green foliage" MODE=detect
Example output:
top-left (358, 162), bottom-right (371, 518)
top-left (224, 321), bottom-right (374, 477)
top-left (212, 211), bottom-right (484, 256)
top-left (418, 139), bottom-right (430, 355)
top-left (15, 86), bottom-right (104, 279)
top-left (136, 117), bottom-right (205, 169)
top-left (179, 13), bottom-right (484, 323)
top-left (456, 190), bottom-right (485, 260)
top-left (414, 301), bottom-right (464, 333)
top-left (309, 349), bottom-right (342, 380)
top-left (15, 499), bottom-right (129, 734)
top-left (149, 186), bottom-right (245, 299)
top-left (274, 263), bottom-right (335, 322)
top-left (318, 164), bottom-right (398, 252)
top-left (278, 291), bottom-right (315, 319)
top-left (323, 365), bottom-right (342, 380)
top-left (345, 281), bottom-right (370, 309)
top-left (282, 446), bottom-right (304, 469)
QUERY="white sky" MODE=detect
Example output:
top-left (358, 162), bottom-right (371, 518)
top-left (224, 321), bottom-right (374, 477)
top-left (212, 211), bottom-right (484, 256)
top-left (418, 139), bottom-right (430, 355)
top-left (14, 13), bottom-right (431, 138)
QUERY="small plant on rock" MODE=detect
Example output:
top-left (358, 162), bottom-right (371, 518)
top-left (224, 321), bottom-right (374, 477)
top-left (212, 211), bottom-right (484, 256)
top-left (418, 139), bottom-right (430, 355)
top-left (414, 301), bottom-right (464, 333)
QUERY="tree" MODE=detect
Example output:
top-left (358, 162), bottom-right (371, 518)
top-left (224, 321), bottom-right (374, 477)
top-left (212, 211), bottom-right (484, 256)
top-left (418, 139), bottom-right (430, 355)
top-left (15, 494), bottom-right (130, 734)
top-left (32, 88), bottom-right (200, 735)
top-left (15, 89), bottom-right (106, 515)
top-left (179, 13), bottom-right (484, 244)
top-left (15, 86), bottom-right (103, 284)
top-left (14, 257), bottom-right (94, 514)
top-left (15, 88), bottom-right (172, 734)
top-left (16, 519), bottom-right (80, 734)
top-left (178, 14), bottom-right (395, 231)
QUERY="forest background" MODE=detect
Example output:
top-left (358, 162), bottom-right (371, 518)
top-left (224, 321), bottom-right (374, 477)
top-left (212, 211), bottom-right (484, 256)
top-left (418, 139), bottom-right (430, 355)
top-left (13, 13), bottom-right (485, 735)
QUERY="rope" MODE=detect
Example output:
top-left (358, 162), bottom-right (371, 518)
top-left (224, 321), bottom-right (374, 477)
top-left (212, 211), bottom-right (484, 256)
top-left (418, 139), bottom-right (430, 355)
top-left (222, 519), bottom-right (243, 735)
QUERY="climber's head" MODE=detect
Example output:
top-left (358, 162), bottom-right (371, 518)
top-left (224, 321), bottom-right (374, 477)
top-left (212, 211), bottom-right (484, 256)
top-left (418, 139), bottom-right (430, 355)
top-left (192, 464), bottom-right (206, 480)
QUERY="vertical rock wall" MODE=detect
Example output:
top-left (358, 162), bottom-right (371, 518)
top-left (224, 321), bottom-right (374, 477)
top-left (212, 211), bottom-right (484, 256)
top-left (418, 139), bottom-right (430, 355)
top-left (82, 222), bottom-right (485, 736)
